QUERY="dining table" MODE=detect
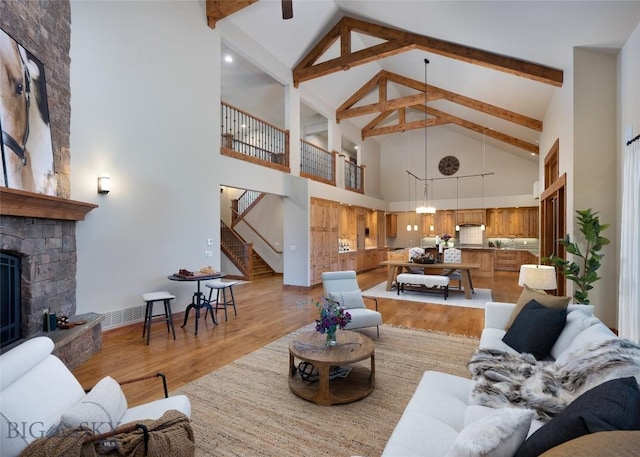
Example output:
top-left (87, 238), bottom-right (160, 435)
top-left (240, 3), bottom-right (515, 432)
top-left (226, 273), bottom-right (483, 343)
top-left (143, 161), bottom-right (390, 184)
top-left (168, 271), bottom-right (224, 335)
top-left (378, 260), bottom-right (480, 299)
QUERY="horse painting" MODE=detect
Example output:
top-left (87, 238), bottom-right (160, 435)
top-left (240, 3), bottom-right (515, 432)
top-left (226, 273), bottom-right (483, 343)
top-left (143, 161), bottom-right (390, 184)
top-left (0, 28), bottom-right (56, 195)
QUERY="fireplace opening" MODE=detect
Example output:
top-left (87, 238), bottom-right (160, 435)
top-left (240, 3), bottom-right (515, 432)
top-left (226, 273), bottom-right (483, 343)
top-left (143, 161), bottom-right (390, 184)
top-left (1, 252), bottom-right (22, 347)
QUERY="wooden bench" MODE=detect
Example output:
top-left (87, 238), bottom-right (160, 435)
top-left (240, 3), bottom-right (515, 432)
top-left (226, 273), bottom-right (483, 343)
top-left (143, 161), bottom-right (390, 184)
top-left (396, 273), bottom-right (450, 299)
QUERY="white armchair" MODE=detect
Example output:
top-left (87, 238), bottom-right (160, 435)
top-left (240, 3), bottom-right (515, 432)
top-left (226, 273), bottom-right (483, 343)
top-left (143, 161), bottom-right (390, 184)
top-left (321, 270), bottom-right (383, 337)
top-left (0, 336), bottom-right (190, 457)
top-left (443, 247), bottom-right (463, 290)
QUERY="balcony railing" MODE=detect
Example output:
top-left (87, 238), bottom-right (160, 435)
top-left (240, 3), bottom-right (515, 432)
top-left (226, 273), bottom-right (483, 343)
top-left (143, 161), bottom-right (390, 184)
top-left (221, 101), bottom-right (290, 172)
top-left (299, 140), bottom-right (336, 185)
top-left (345, 161), bottom-right (364, 194)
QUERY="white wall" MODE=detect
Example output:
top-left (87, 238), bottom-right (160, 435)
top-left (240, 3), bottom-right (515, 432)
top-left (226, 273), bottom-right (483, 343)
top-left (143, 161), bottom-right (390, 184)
top-left (380, 127), bottom-right (539, 209)
top-left (573, 48), bottom-right (618, 325)
top-left (70, 1), bottom-right (222, 315)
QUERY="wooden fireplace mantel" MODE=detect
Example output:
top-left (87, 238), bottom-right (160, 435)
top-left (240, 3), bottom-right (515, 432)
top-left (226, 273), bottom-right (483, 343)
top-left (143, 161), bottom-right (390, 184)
top-left (0, 187), bottom-right (98, 221)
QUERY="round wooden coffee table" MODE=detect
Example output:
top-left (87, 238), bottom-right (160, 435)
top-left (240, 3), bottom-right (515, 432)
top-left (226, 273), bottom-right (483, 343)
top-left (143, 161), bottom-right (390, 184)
top-left (288, 330), bottom-right (375, 406)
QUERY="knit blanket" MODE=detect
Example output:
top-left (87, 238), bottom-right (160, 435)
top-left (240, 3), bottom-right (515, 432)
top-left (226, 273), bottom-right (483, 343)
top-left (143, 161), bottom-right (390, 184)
top-left (21, 409), bottom-right (194, 457)
top-left (468, 338), bottom-right (640, 421)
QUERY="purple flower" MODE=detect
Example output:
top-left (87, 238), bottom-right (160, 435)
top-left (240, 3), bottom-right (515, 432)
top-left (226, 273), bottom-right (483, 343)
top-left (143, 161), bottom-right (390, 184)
top-left (315, 297), bottom-right (352, 334)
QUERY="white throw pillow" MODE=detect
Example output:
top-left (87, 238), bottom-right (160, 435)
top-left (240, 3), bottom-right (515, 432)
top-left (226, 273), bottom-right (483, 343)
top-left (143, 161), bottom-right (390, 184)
top-left (61, 376), bottom-right (127, 432)
top-left (464, 405), bottom-right (498, 426)
top-left (554, 322), bottom-right (617, 367)
top-left (549, 310), bottom-right (600, 360)
top-left (446, 408), bottom-right (534, 457)
top-left (328, 291), bottom-right (365, 309)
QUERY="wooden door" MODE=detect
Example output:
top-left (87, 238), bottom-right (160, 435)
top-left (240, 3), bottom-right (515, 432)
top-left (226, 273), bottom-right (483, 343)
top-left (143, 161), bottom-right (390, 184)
top-left (541, 141), bottom-right (566, 296)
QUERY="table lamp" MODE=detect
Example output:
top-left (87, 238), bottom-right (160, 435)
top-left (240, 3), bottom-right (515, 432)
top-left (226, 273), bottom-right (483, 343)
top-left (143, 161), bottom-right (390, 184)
top-left (518, 264), bottom-right (557, 292)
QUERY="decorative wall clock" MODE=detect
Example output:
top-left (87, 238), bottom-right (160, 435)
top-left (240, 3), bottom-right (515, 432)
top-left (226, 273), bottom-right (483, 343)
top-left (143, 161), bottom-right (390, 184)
top-left (438, 155), bottom-right (460, 176)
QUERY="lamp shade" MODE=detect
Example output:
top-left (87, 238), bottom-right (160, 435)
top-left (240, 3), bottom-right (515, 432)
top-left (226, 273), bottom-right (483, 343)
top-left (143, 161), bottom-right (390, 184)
top-left (518, 264), bottom-right (557, 291)
top-left (97, 174), bottom-right (111, 194)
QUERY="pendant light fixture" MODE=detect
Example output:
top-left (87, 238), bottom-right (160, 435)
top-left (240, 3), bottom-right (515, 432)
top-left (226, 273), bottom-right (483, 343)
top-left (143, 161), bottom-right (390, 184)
top-left (429, 179), bottom-right (435, 232)
top-left (481, 128), bottom-right (487, 231)
top-left (416, 58), bottom-right (436, 215)
top-left (455, 177), bottom-right (460, 232)
top-left (407, 173), bottom-right (412, 232)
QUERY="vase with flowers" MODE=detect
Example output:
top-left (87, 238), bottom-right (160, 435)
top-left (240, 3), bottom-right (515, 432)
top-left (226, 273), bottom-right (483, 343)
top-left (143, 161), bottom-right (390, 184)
top-left (442, 233), bottom-right (452, 248)
top-left (315, 297), bottom-right (352, 346)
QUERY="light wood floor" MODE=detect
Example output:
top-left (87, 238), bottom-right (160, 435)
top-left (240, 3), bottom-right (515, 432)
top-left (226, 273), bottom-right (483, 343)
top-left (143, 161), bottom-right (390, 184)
top-left (72, 268), bottom-right (521, 407)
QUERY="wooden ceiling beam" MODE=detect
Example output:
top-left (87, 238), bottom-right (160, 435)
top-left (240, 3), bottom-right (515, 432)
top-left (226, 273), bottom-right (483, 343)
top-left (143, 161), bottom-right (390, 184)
top-left (294, 40), bottom-right (416, 87)
top-left (337, 70), bottom-right (542, 133)
top-left (415, 105), bottom-right (540, 154)
top-left (293, 16), bottom-right (563, 88)
top-left (337, 92), bottom-right (442, 121)
top-left (206, 0), bottom-right (258, 28)
top-left (362, 113), bottom-right (453, 139)
top-left (361, 103), bottom-right (538, 154)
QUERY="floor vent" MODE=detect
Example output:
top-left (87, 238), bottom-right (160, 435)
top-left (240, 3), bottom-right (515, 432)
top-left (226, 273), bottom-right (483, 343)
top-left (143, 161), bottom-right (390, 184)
top-left (101, 305), bottom-right (146, 329)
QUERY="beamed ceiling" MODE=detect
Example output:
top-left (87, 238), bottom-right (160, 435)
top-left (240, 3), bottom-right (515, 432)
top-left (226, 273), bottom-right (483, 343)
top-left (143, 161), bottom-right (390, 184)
top-left (207, 1), bottom-right (640, 158)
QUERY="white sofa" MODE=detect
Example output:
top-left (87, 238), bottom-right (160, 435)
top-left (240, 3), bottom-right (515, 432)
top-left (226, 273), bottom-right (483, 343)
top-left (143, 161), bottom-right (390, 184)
top-left (0, 336), bottom-right (191, 457)
top-left (381, 301), bottom-right (617, 457)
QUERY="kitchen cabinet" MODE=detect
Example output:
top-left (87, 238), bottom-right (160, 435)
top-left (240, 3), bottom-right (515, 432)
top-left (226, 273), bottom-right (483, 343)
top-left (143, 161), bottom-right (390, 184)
top-left (524, 207), bottom-right (539, 237)
top-left (520, 250), bottom-right (539, 265)
top-left (339, 205), bottom-right (355, 239)
top-left (310, 198), bottom-right (339, 285)
top-left (494, 249), bottom-right (539, 272)
top-left (486, 207), bottom-right (538, 237)
top-left (456, 210), bottom-right (485, 226)
top-left (421, 213), bottom-right (437, 235)
top-left (386, 213), bottom-right (398, 237)
top-left (486, 208), bottom-right (507, 237)
top-left (433, 210), bottom-right (456, 236)
top-left (494, 249), bottom-right (520, 271)
top-left (377, 247), bottom-right (388, 264)
top-left (356, 250), bottom-right (366, 271)
top-left (339, 252), bottom-right (357, 271)
top-left (461, 249), bottom-right (494, 279)
top-left (356, 208), bottom-right (366, 250)
top-left (377, 211), bottom-right (386, 246)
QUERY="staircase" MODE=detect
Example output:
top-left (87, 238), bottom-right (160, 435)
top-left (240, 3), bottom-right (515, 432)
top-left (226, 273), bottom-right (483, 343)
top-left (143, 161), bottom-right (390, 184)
top-left (220, 220), bottom-right (275, 280)
top-left (251, 251), bottom-right (274, 278)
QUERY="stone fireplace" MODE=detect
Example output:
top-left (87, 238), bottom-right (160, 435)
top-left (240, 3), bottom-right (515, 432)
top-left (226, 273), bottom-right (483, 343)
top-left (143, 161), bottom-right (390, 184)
top-left (0, 187), bottom-right (101, 368)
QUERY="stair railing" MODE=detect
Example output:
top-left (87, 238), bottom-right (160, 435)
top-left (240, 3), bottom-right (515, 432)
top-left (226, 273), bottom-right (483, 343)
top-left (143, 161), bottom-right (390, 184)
top-left (300, 139), bottom-right (336, 185)
top-left (345, 160), bottom-right (365, 194)
top-left (220, 220), bottom-right (253, 278)
top-left (221, 101), bottom-right (290, 172)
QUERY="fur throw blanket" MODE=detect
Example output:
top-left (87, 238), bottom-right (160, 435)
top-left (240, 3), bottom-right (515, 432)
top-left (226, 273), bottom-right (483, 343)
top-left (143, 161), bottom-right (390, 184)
top-left (468, 338), bottom-right (640, 421)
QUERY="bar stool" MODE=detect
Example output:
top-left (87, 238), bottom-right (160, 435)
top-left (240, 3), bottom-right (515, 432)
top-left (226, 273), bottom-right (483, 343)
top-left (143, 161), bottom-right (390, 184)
top-left (204, 280), bottom-right (238, 322)
top-left (142, 291), bottom-right (176, 345)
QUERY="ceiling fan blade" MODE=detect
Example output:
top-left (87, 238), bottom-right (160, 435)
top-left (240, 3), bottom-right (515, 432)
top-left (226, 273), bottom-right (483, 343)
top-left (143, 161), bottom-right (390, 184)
top-left (282, 0), bottom-right (293, 19)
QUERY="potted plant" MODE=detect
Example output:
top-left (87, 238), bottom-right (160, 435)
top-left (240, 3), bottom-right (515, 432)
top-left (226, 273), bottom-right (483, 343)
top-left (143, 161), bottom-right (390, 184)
top-left (543, 208), bottom-right (610, 305)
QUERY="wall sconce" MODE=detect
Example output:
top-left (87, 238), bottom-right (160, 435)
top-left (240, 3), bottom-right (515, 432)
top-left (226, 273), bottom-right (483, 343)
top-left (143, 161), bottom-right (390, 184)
top-left (97, 174), bottom-right (111, 194)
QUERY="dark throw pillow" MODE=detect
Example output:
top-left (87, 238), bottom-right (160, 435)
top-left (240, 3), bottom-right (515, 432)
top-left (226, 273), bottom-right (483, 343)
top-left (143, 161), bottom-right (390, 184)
top-left (502, 299), bottom-right (567, 360)
top-left (515, 377), bottom-right (640, 457)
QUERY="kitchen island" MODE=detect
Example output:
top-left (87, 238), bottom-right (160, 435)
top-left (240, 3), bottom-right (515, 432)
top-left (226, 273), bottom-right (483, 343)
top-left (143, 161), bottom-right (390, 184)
top-left (387, 247), bottom-right (539, 280)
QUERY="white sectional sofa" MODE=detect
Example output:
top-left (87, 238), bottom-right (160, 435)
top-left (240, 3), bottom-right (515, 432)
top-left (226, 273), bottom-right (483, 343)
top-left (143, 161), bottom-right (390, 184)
top-left (381, 299), bottom-right (640, 457)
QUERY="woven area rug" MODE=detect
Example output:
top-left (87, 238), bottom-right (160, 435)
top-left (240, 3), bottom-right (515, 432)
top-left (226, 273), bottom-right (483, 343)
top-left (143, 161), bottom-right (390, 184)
top-left (175, 325), bottom-right (479, 456)
top-left (362, 281), bottom-right (492, 309)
